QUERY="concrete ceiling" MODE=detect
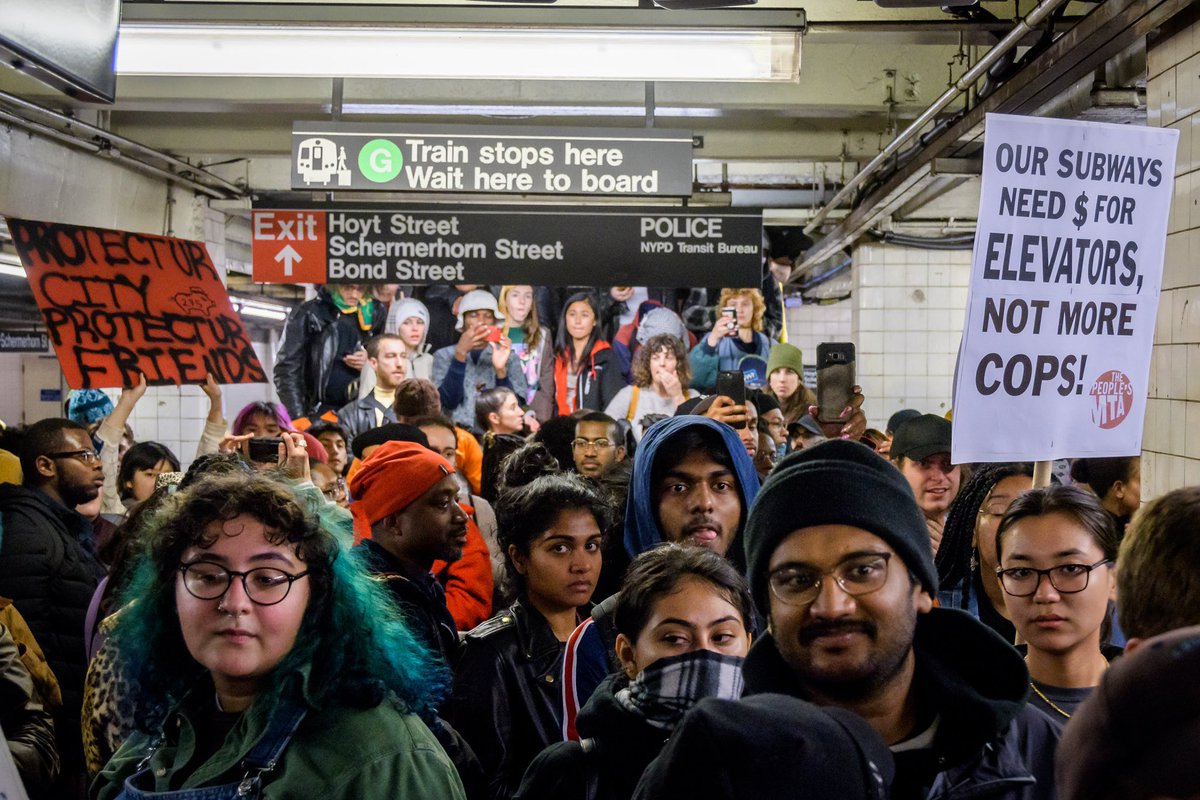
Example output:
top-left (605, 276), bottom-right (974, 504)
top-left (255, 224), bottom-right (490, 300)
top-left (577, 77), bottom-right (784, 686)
top-left (0, 0), bottom-right (1106, 221)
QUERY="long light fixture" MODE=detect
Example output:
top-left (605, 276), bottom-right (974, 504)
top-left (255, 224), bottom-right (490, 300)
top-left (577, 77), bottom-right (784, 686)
top-left (231, 297), bottom-right (290, 322)
top-left (115, 24), bottom-right (801, 83)
top-left (336, 103), bottom-right (727, 118)
top-left (0, 253), bottom-right (25, 279)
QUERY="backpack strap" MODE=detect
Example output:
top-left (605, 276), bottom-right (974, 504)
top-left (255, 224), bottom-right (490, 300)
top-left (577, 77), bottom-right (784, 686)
top-left (626, 386), bottom-right (640, 422)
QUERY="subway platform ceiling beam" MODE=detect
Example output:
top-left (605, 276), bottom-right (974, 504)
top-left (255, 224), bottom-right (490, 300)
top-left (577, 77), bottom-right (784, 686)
top-left (794, 0), bottom-right (1194, 279)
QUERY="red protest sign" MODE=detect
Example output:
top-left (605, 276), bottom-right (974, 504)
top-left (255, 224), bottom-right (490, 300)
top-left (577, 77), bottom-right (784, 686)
top-left (5, 217), bottom-right (267, 389)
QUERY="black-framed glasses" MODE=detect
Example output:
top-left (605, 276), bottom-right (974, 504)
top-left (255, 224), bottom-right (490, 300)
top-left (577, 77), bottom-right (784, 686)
top-left (47, 449), bottom-right (100, 464)
top-left (572, 438), bottom-right (614, 452)
top-left (178, 562), bottom-right (309, 606)
top-left (768, 552), bottom-right (892, 606)
top-left (995, 559), bottom-right (1112, 597)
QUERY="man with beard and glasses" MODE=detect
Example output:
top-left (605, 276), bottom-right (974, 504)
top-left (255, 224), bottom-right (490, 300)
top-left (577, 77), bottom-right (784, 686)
top-left (0, 418), bottom-right (107, 794)
top-left (560, 416), bottom-right (761, 736)
top-left (737, 439), bottom-right (1058, 800)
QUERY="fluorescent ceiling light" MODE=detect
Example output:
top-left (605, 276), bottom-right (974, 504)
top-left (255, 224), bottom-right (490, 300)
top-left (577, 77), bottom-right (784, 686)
top-left (0, 253), bottom-right (25, 278)
top-left (337, 103), bottom-right (726, 118)
top-left (115, 24), bottom-right (801, 82)
top-left (232, 298), bottom-right (290, 321)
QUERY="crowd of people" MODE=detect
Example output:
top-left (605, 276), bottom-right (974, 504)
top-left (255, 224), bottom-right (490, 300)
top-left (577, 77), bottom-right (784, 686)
top-left (0, 275), bottom-right (1194, 800)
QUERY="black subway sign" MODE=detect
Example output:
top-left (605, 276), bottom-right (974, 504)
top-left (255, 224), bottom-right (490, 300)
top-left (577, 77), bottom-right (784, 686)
top-left (291, 122), bottom-right (694, 197)
top-left (252, 203), bottom-right (763, 287)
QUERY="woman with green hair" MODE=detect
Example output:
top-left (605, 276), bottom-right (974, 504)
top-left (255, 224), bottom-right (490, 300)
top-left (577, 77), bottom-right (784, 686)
top-left (91, 442), bottom-right (465, 800)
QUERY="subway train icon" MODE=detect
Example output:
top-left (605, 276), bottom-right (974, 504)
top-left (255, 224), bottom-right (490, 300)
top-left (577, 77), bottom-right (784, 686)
top-left (296, 137), bottom-right (351, 186)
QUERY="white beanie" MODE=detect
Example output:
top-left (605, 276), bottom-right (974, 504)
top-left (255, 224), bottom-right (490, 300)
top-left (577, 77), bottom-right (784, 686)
top-left (455, 290), bottom-right (505, 331)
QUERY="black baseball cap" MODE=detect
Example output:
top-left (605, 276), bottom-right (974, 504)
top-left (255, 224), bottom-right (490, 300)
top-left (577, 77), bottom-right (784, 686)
top-left (886, 408), bottom-right (921, 436)
top-left (890, 414), bottom-right (951, 461)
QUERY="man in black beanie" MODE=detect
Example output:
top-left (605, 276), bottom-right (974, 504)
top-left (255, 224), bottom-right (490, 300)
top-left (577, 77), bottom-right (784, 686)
top-left (740, 439), bottom-right (1058, 800)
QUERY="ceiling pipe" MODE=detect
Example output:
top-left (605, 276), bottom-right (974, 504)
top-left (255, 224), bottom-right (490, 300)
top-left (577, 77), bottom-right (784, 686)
top-left (0, 89), bottom-right (243, 197)
top-left (801, 0), bottom-right (1073, 239)
top-left (0, 107), bottom-right (229, 200)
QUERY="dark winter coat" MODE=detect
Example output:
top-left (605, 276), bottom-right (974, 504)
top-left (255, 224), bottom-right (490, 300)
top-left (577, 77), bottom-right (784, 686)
top-left (0, 484), bottom-right (103, 718)
top-left (445, 598), bottom-right (574, 800)
top-left (0, 483), bottom-right (104, 781)
top-left (515, 673), bottom-right (667, 800)
top-left (273, 288), bottom-right (385, 418)
top-left (355, 539), bottom-right (460, 669)
top-left (742, 608), bottom-right (1060, 800)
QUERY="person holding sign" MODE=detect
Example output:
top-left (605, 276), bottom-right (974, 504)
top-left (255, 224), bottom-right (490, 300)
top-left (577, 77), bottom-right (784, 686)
top-left (889, 415), bottom-right (961, 556)
top-left (995, 485), bottom-right (1120, 728)
top-left (273, 285), bottom-right (385, 420)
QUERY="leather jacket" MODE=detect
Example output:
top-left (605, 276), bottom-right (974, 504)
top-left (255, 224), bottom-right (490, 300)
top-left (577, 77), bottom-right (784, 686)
top-left (274, 289), bottom-right (384, 419)
top-left (445, 598), bottom-right (581, 800)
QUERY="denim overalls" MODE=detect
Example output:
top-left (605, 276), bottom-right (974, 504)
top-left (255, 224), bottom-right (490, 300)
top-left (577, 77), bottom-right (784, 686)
top-left (115, 706), bottom-right (307, 800)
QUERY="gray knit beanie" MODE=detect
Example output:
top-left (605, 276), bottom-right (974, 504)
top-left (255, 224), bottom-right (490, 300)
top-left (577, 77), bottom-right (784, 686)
top-left (636, 307), bottom-right (689, 346)
top-left (743, 438), bottom-right (936, 614)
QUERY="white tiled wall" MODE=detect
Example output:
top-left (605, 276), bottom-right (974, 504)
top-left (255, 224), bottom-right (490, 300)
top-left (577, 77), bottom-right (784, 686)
top-left (851, 244), bottom-right (972, 430)
top-left (1145, 17), bottom-right (1200, 499)
top-left (783, 301), bottom-right (852, 368)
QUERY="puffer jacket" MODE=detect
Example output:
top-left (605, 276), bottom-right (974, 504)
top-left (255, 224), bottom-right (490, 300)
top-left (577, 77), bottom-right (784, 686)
top-left (274, 288), bottom-right (385, 418)
top-left (445, 597), bottom-right (579, 800)
top-left (0, 484), bottom-right (103, 719)
top-left (742, 608), bottom-right (1059, 800)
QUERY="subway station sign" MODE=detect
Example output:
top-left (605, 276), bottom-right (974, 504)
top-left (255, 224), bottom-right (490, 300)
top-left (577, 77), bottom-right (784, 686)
top-left (290, 123), bottom-right (694, 197)
top-left (250, 203), bottom-right (762, 287)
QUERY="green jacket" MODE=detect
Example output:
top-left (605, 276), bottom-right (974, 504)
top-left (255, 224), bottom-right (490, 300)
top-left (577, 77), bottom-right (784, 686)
top-left (92, 670), bottom-right (466, 800)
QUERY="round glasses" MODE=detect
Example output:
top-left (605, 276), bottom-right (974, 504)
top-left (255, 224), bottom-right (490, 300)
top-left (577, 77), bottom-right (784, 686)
top-left (178, 562), bottom-right (309, 606)
top-left (995, 559), bottom-right (1112, 597)
top-left (768, 553), bottom-right (892, 606)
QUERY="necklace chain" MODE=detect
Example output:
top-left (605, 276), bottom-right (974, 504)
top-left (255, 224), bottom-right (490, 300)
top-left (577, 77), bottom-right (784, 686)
top-left (1028, 681), bottom-right (1072, 719)
top-left (1024, 655), bottom-right (1110, 720)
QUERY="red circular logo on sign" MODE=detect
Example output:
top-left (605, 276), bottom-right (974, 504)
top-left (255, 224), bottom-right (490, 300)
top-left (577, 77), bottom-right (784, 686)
top-left (1089, 370), bottom-right (1134, 429)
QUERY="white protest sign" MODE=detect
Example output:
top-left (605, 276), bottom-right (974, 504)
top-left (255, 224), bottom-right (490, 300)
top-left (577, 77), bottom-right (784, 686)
top-left (952, 113), bottom-right (1178, 463)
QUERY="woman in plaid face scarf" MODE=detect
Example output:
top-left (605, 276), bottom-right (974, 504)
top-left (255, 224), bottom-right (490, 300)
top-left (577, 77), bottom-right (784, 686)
top-left (516, 543), bottom-right (754, 800)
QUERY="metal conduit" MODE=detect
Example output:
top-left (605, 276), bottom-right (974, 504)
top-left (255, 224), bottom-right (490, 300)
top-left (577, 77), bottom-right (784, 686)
top-left (0, 107), bottom-right (229, 200)
top-left (0, 89), bottom-right (243, 198)
top-left (802, 0), bottom-right (1074, 236)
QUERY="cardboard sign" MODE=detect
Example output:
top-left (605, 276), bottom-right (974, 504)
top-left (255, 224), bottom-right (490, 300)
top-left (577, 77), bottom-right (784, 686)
top-left (5, 217), bottom-right (266, 389)
top-left (291, 122), bottom-right (694, 197)
top-left (951, 114), bottom-right (1178, 463)
top-left (251, 203), bottom-right (763, 287)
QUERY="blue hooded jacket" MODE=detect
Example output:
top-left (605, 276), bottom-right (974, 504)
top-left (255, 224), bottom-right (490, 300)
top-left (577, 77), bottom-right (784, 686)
top-left (623, 415), bottom-right (761, 559)
top-left (558, 415), bottom-right (761, 740)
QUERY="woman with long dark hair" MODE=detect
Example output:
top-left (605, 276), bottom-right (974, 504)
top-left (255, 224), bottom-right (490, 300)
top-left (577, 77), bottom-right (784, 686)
top-left (553, 291), bottom-right (627, 416)
top-left (445, 443), bottom-right (612, 800)
top-left (92, 456), bottom-right (464, 799)
top-left (516, 543), bottom-right (753, 800)
top-left (995, 485), bottom-right (1121, 727)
